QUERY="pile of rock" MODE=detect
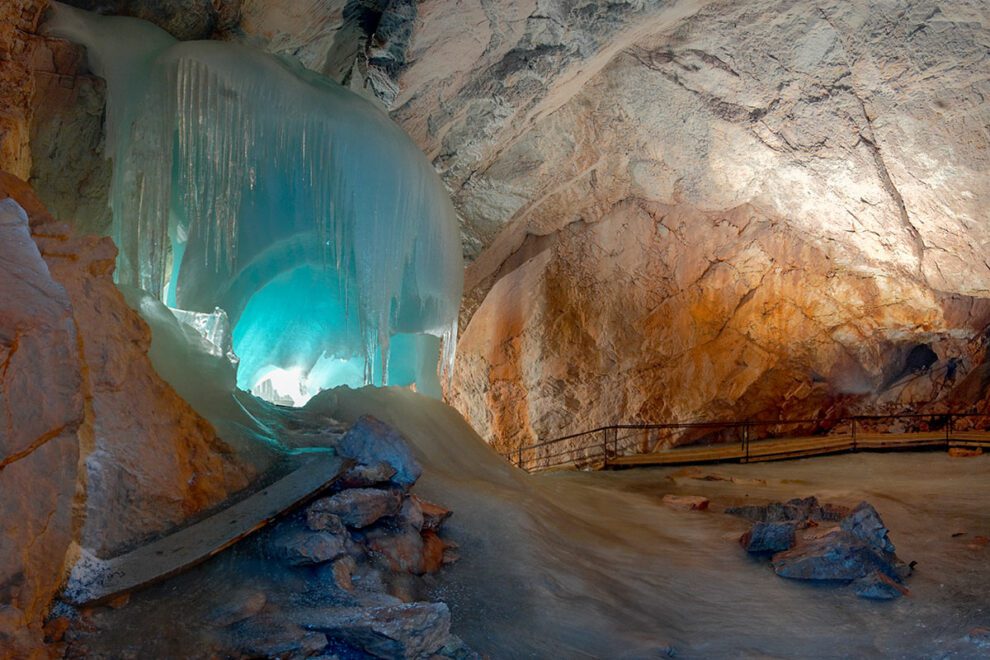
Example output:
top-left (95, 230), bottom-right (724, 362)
top-left (227, 415), bottom-right (471, 659)
top-left (61, 415), bottom-right (475, 659)
top-left (729, 497), bottom-right (913, 600)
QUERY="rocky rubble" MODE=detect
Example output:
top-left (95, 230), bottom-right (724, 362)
top-left (59, 415), bottom-right (473, 660)
top-left (730, 497), bottom-right (913, 600)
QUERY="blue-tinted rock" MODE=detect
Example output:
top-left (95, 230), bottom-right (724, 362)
top-left (275, 529), bottom-right (348, 566)
top-left (726, 496), bottom-right (849, 524)
top-left (771, 531), bottom-right (885, 581)
top-left (338, 416), bottom-right (422, 488)
top-left (841, 502), bottom-right (896, 556)
top-left (309, 488), bottom-right (403, 529)
top-left (854, 572), bottom-right (906, 600)
top-left (296, 602), bottom-right (452, 659)
top-left (740, 521), bottom-right (796, 553)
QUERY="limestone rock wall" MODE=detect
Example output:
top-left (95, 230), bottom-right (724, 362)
top-left (451, 202), bottom-right (990, 453)
top-left (0, 192), bottom-right (80, 659)
top-left (9, 0), bottom-right (990, 452)
top-left (420, 0), bottom-right (990, 449)
top-left (0, 0), bottom-right (48, 179)
top-left (0, 174), bottom-right (255, 657)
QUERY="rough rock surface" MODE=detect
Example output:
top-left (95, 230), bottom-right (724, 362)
top-left (0, 174), bottom-right (254, 656)
top-left (732, 497), bottom-right (912, 599)
top-left (338, 415), bottom-right (423, 488)
top-left (0, 0), bottom-right (47, 179)
top-left (740, 521), bottom-right (796, 554)
top-left (11, 1), bottom-right (990, 453)
top-left (406, 0), bottom-right (990, 451)
top-left (299, 602), bottom-right (453, 659)
top-left (310, 487), bottom-right (403, 529)
top-left (0, 196), bottom-right (80, 659)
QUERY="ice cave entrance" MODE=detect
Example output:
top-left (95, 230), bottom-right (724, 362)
top-left (45, 3), bottom-right (463, 405)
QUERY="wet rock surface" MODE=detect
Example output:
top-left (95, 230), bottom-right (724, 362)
top-left (731, 497), bottom-right (912, 599)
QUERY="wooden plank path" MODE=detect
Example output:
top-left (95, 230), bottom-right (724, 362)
top-left (600, 431), bottom-right (990, 469)
top-left (63, 451), bottom-right (351, 606)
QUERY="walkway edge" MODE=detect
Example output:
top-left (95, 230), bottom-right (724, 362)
top-left (63, 452), bottom-right (351, 606)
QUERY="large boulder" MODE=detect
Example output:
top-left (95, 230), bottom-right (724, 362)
top-left (274, 529), bottom-right (349, 567)
top-left (338, 416), bottom-right (422, 489)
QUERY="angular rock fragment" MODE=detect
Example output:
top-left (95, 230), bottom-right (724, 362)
top-left (853, 572), bottom-right (909, 600)
top-left (365, 525), bottom-right (427, 575)
top-left (275, 529), bottom-right (348, 566)
top-left (840, 502), bottom-right (896, 556)
top-left (306, 508), bottom-right (348, 535)
top-left (338, 461), bottom-right (398, 488)
top-left (398, 496), bottom-right (425, 532)
top-left (414, 495), bottom-right (452, 532)
top-left (740, 521), bottom-right (796, 554)
top-left (727, 496), bottom-right (847, 524)
top-left (338, 416), bottom-right (422, 488)
top-left (229, 614), bottom-right (328, 657)
top-left (771, 530), bottom-right (883, 582)
top-left (309, 488), bottom-right (403, 529)
top-left (297, 602), bottom-right (452, 660)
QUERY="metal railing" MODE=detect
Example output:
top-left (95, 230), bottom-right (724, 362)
top-left (504, 411), bottom-right (990, 472)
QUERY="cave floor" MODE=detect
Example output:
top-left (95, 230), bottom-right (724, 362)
top-left (512, 451), bottom-right (990, 658)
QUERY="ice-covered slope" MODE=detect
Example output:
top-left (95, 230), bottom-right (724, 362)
top-left (290, 387), bottom-right (990, 657)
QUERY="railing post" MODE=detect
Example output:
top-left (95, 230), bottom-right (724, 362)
top-left (742, 422), bottom-right (750, 463)
top-left (517, 446), bottom-right (522, 469)
top-left (601, 428), bottom-right (609, 467)
top-left (946, 413), bottom-right (952, 447)
top-left (612, 427), bottom-right (618, 457)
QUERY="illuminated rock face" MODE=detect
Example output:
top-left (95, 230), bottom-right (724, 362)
top-left (0, 175), bottom-right (254, 655)
top-left (451, 203), bottom-right (990, 453)
top-left (13, 1), bottom-right (990, 448)
top-left (407, 0), bottom-right (990, 449)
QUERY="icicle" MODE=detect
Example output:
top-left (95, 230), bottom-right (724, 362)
top-left (45, 2), bottom-right (464, 402)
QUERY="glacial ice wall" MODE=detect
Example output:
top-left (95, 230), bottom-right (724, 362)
top-left (43, 2), bottom-right (463, 399)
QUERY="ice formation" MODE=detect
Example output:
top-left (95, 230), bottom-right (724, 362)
top-left (44, 2), bottom-right (463, 401)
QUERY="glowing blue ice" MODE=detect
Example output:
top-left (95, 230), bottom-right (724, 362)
top-left (44, 2), bottom-right (463, 400)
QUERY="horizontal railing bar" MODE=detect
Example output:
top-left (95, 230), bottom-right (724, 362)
top-left (505, 408), bottom-right (990, 470)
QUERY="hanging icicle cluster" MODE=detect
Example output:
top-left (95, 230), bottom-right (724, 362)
top-left (45, 3), bottom-right (463, 399)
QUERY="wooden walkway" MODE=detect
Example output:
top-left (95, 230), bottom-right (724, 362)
top-left (63, 451), bottom-right (350, 606)
top-left (606, 431), bottom-right (990, 468)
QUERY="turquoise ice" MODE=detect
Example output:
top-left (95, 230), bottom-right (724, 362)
top-left (44, 2), bottom-right (463, 401)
